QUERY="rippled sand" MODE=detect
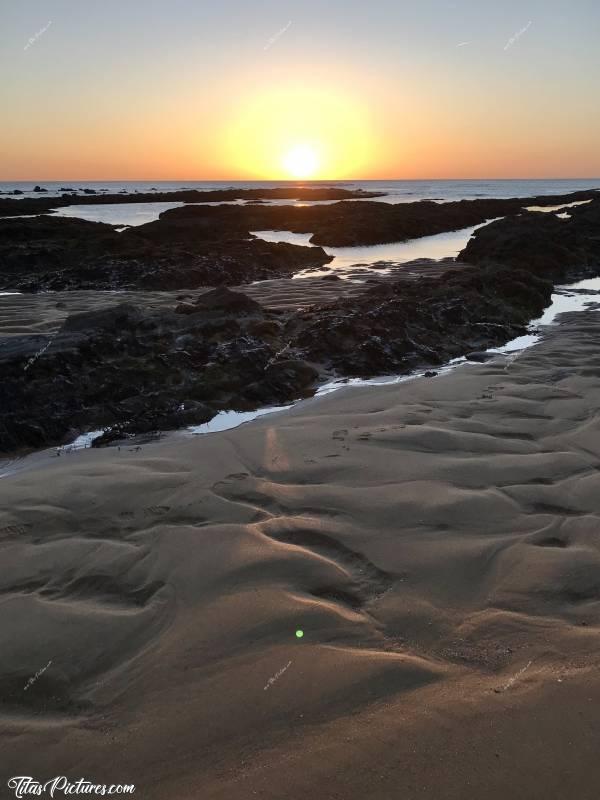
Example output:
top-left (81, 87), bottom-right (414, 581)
top-left (3, 309), bottom-right (600, 798)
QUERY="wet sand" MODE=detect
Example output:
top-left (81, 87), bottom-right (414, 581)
top-left (2, 306), bottom-right (600, 797)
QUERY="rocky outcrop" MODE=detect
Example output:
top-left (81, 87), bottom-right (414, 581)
top-left (131, 188), bottom-right (600, 248)
top-left (0, 186), bottom-right (384, 217)
top-left (4, 194), bottom-right (600, 454)
top-left (2, 191), bottom-right (599, 293)
top-left (459, 197), bottom-right (600, 279)
top-left (0, 264), bottom-right (553, 454)
top-left (290, 264), bottom-right (551, 376)
top-left (0, 216), bottom-right (332, 291)
top-left (0, 289), bottom-right (317, 452)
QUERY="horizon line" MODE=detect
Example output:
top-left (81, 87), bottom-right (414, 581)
top-left (3, 176), bottom-right (600, 183)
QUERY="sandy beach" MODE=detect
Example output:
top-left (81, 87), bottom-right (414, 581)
top-left (4, 0), bottom-right (600, 794)
top-left (3, 305), bottom-right (600, 798)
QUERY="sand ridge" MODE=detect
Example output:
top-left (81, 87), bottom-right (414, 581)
top-left (2, 310), bottom-right (600, 797)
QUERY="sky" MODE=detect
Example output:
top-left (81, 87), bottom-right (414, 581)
top-left (1, 0), bottom-right (599, 180)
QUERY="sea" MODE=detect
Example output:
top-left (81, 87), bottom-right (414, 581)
top-left (1, 178), bottom-right (599, 203)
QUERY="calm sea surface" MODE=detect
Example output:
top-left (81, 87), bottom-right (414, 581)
top-left (1, 178), bottom-right (599, 202)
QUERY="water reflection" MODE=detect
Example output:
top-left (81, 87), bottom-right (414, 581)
top-left (252, 221), bottom-right (495, 278)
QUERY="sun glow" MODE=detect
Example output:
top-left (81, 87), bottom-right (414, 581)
top-left (282, 144), bottom-right (319, 179)
top-left (221, 84), bottom-right (375, 179)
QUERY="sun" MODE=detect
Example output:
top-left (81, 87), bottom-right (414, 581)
top-left (282, 144), bottom-right (319, 179)
top-left (222, 83), bottom-right (376, 178)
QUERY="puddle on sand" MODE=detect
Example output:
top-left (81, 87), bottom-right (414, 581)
top-left (59, 430), bottom-right (105, 451)
top-left (188, 405), bottom-right (292, 434)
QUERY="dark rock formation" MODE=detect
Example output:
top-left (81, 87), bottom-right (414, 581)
top-left (0, 290), bottom-right (317, 453)
top-left (1, 190), bottom-right (599, 294)
top-left (0, 186), bottom-right (384, 217)
top-left (131, 188), bottom-right (600, 249)
top-left (0, 263), bottom-right (555, 454)
top-left (459, 197), bottom-right (600, 279)
top-left (0, 216), bottom-right (332, 292)
top-left (289, 264), bottom-right (552, 377)
top-left (3, 193), bottom-right (600, 454)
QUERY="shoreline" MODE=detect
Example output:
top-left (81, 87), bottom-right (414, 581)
top-left (2, 194), bottom-right (600, 455)
top-left (1, 273), bottom-right (597, 473)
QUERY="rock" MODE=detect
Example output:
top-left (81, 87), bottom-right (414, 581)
top-left (291, 263), bottom-right (553, 377)
top-left (1, 187), bottom-right (597, 247)
top-left (61, 303), bottom-right (143, 333)
top-left (192, 287), bottom-right (262, 315)
top-left (33, 186), bottom-right (47, 193)
top-left (0, 216), bottom-right (333, 292)
top-left (0, 186), bottom-right (385, 219)
top-left (4, 191), bottom-right (600, 454)
top-left (423, 370), bottom-right (438, 377)
top-left (0, 299), bottom-right (313, 453)
top-left (174, 303), bottom-right (197, 315)
top-left (247, 320), bottom-right (283, 337)
top-left (459, 198), bottom-right (600, 280)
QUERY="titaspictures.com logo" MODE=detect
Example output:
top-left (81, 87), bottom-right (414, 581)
top-left (7, 777), bottom-right (135, 798)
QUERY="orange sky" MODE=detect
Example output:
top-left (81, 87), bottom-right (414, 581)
top-left (2, 0), bottom-right (599, 180)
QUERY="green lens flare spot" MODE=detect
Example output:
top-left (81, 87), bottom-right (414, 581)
top-left (295, 629), bottom-right (304, 639)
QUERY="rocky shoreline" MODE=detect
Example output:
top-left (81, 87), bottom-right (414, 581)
top-left (153, 188), bottom-right (598, 247)
top-left (1, 194), bottom-right (600, 454)
top-left (0, 215), bottom-right (333, 292)
top-left (1, 188), bottom-right (597, 293)
top-left (0, 185), bottom-right (384, 217)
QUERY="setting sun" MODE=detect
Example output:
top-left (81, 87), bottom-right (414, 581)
top-left (221, 83), bottom-right (376, 179)
top-left (282, 144), bottom-right (320, 179)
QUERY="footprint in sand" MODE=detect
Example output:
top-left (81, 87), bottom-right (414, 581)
top-left (212, 473), bottom-right (250, 489)
top-left (0, 523), bottom-right (32, 540)
top-left (143, 506), bottom-right (171, 516)
top-left (332, 429), bottom-right (348, 441)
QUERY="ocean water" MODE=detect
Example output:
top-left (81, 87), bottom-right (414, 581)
top-left (1, 178), bottom-right (599, 203)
